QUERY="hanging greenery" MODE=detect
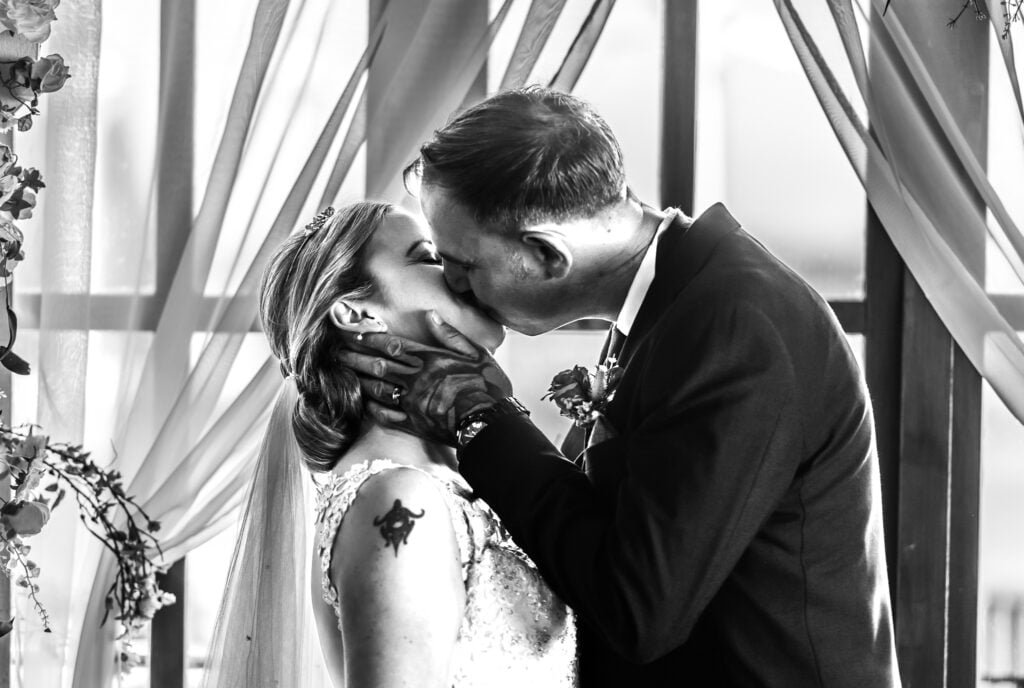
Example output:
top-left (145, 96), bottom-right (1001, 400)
top-left (885, 0), bottom-right (1023, 38)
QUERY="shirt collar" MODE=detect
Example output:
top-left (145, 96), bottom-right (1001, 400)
top-left (614, 209), bottom-right (685, 336)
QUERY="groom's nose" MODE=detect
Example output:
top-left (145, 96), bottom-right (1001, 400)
top-left (443, 263), bottom-right (472, 295)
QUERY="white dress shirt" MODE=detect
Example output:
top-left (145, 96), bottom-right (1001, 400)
top-left (614, 208), bottom-right (686, 336)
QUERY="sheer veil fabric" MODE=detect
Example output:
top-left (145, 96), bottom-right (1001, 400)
top-left (201, 381), bottom-right (332, 688)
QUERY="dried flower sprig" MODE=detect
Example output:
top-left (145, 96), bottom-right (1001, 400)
top-left (0, 422), bottom-right (173, 673)
top-left (884, 0), bottom-right (1022, 38)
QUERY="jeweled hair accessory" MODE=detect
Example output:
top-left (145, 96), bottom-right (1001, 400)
top-left (286, 205), bottom-right (336, 284)
top-left (304, 206), bottom-right (335, 234)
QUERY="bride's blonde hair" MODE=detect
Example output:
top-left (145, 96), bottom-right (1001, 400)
top-left (259, 201), bottom-right (393, 471)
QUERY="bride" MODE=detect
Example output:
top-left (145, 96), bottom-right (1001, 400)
top-left (202, 202), bottom-right (576, 687)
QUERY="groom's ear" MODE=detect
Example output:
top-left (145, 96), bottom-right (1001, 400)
top-left (329, 301), bottom-right (388, 334)
top-left (520, 230), bottom-right (572, 280)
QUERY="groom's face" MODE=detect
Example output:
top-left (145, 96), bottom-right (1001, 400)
top-left (420, 187), bottom-right (563, 336)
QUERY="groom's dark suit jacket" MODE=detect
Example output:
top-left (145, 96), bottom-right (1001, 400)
top-left (458, 204), bottom-right (900, 687)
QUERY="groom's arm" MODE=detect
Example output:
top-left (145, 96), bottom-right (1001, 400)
top-left (456, 300), bottom-right (807, 663)
top-left (337, 301), bottom-right (810, 663)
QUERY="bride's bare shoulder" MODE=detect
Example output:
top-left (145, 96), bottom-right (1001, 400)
top-left (330, 465), bottom-right (464, 585)
top-left (327, 466), bottom-right (466, 665)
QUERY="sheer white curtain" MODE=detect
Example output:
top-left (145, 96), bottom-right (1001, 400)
top-left (774, 0), bottom-right (1024, 423)
top-left (8, 0), bottom-right (613, 685)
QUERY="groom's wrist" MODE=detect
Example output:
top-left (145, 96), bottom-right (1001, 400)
top-left (456, 396), bottom-right (530, 448)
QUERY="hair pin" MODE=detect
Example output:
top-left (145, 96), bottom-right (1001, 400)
top-left (304, 206), bottom-right (335, 235)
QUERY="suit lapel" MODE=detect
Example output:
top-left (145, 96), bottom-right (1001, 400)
top-left (572, 204), bottom-right (742, 472)
top-left (617, 203), bottom-right (742, 367)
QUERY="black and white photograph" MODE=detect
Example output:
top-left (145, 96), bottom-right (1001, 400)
top-left (0, 0), bottom-right (1020, 686)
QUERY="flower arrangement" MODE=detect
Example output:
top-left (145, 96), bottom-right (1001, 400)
top-left (0, 52), bottom-right (69, 131)
top-left (0, 142), bottom-right (39, 253)
top-left (0, 420), bottom-right (174, 670)
top-left (543, 357), bottom-right (623, 428)
top-left (0, 0), bottom-right (67, 376)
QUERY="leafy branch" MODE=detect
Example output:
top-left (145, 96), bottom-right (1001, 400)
top-left (0, 423), bottom-right (174, 673)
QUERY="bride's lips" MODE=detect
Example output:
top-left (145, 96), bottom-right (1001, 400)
top-left (457, 292), bottom-right (501, 325)
top-left (463, 299), bottom-right (506, 348)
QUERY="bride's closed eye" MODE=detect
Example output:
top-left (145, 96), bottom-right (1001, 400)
top-left (405, 239), bottom-right (442, 267)
top-left (416, 250), bottom-right (442, 266)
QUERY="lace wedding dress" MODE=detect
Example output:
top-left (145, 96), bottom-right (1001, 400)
top-left (314, 458), bottom-right (578, 687)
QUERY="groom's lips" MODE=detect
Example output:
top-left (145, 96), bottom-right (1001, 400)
top-left (459, 292), bottom-right (502, 325)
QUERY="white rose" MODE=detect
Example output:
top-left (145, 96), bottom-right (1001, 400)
top-left (0, 0), bottom-right (59, 43)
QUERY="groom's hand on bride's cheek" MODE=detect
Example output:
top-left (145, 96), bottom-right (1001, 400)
top-left (338, 312), bottom-right (513, 446)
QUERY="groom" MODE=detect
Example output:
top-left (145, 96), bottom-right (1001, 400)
top-left (343, 87), bottom-right (901, 686)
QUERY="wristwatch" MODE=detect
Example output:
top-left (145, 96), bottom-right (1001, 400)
top-left (456, 397), bottom-right (530, 448)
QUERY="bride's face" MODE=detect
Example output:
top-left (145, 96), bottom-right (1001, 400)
top-left (364, 209), bottom-right (506, 352)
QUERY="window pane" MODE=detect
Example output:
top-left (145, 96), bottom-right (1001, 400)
top-left (985, 32), bottom-right (1024, 296)
top-left (845, 333), bottom-right (865, 373)
top-left (570, 1), bottom-right (663, 204)
top-left (695, 1), bottom-right (866, 300)
top-left (186, 528), bottom-right (236, 687)
top-left (978, 379), bottom-right (1024, 681)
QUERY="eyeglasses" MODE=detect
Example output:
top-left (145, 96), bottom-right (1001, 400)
top-left (402, 158), bottom-right (423, 198)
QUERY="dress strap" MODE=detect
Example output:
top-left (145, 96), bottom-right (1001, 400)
top-left (313, 459), bottom-right (477, 621)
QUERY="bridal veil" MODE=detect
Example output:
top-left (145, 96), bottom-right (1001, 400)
top-left (201, 380), bottom-right (333, 687)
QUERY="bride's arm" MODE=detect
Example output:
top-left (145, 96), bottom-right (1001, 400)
top-left (331, 468), bottom-right (466, 687)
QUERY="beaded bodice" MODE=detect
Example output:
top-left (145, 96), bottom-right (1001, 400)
top-left (314, 459), bottom-right (577, 687)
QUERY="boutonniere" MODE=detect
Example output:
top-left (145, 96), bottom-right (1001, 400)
top-left (543, 357), bottom-right (623, 428)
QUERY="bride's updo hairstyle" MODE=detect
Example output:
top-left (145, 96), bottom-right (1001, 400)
top-left (259, 201), bottom-right (393, 472)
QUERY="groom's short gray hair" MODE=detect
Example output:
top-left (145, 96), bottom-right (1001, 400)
top-left (410, 86), bottom-right (626, 235)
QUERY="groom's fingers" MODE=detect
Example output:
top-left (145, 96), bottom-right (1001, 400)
top-left (425, 310), bottom-right (478, 357)
top-left (364, 398), bottom-right (408, 425)
top-left (358, 375), bottom-right (408, 409)
top-left (338, 350), bottom-right (420, 382)
top-left (340, 331), bottom-right (426, 365)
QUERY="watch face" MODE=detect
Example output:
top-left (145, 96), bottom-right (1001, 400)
top-left (458, 419), bottom-right (488, 447)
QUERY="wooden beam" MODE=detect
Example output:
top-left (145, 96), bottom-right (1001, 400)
top-left (155, 0), bottom-right (195, 306)
top-left (660, 1), bottom-right (697, 213)
top-left (830, 300), bottom-right (866, 334)
top-left (149, 1), bottom-right (195, 685)
top-left (897, 278), bottom-right (955, 687)
top-left (864, 207), bottom-right (904, 591)
top-left (150, 559), bottom-right (186, 687)
top-left (876, 2), bottom-right (988, 685)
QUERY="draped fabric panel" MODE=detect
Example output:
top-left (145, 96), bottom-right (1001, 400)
top-left (14, 1), bottom-right (102, 685)
top-left (774, 0), bottom-right (1024, 423)
top-left (549, 0), bottom-right (616, 91)
top-left (500, 0), bottom-right (569, 91)
top-left (6, 1), bottom-right (619, 685)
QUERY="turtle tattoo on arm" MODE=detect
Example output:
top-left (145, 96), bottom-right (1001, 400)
top-left (373, 499), bottom-right (425, 556)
